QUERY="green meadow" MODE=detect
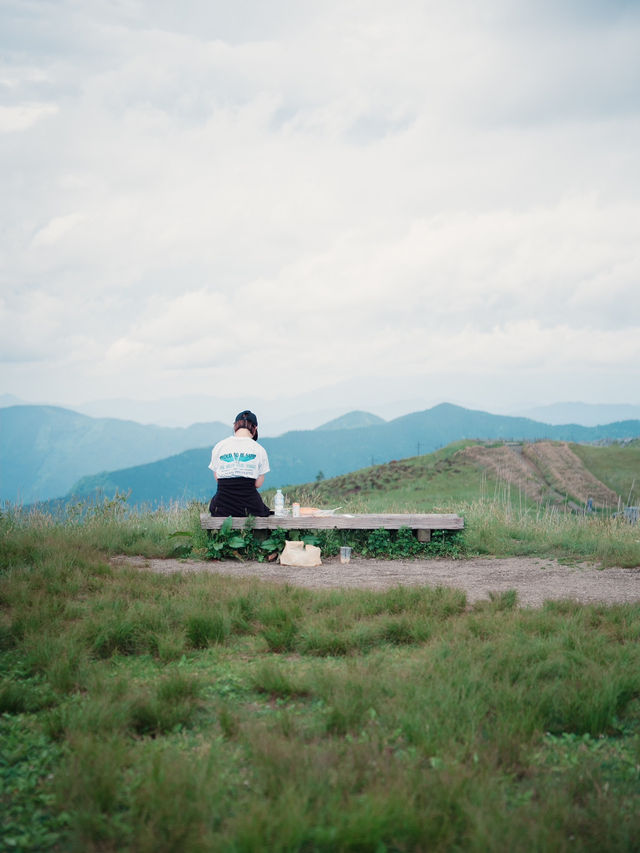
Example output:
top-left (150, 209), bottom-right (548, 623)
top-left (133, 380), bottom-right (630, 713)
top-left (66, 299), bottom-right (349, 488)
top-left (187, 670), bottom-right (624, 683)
top-left (2, 441), bottom-right (640, 851)
top-left (572, 441), bottom-right (640, 504)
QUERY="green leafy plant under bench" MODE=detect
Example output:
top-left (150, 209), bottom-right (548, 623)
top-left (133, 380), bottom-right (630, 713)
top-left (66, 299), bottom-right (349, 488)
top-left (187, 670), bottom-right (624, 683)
top-left (199, 516), bottom-right (466, 562)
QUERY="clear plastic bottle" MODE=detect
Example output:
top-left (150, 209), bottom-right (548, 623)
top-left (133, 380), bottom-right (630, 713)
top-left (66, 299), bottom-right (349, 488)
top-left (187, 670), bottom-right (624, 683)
top-left (274, 489), bottom-right (285, 517)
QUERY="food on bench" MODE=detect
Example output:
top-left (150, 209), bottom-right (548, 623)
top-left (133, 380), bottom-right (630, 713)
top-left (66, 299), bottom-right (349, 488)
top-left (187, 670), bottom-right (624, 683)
top-left (299, 507), bottom-right (341, 516)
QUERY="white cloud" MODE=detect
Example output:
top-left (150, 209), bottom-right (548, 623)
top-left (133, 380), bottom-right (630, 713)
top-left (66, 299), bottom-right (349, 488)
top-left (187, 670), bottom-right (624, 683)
top-left (0, 102), bottom-right (58, 133)
top-left (1, 0), bottom-right (639, 411)
top-left (0, 289), bottom-right (67, 361)
top-left (31, 212), bottom-right (86, 247)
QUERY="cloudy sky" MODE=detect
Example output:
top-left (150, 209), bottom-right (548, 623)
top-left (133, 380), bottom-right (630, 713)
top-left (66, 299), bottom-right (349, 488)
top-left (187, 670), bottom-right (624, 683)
top-left (1, 0), bottom-right (639, 423)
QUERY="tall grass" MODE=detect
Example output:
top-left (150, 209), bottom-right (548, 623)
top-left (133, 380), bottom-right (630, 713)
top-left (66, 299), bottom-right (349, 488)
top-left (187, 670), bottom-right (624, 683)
top-left (0, 495), bottom-right (207, 561)
top-left (283, 472), bottom-right (640, 567)
top-left (1, 517), bottom-right (640, 851)
top-left (462, 498), bottom-right (640, 567)
top-left (4, 472), bottom-right (640, 567)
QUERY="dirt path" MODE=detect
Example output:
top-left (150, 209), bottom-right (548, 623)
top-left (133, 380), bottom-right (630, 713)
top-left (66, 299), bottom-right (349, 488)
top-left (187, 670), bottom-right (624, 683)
top-left (459, 442), bottom-right (619, 509)
top-left (112, 555), bottom-right (640, 608)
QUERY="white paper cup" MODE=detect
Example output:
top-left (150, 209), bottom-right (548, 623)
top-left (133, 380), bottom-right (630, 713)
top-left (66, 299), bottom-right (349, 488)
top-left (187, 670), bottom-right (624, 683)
top-left (340, 546), bottom-right (352, 564)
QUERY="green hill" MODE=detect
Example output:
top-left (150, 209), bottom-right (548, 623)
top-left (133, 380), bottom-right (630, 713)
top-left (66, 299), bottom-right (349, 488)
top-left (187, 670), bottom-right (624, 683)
top-left (64, 404), bottom-right (640, 508)
top-left (572, 441), bottom-right (640, 503)
top-left (287, 439), bottom-right (640, 513)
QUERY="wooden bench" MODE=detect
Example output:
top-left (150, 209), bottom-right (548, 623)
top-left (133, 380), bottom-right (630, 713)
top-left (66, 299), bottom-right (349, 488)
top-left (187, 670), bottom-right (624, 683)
top-left (200, 512), bottom-right (464, 542)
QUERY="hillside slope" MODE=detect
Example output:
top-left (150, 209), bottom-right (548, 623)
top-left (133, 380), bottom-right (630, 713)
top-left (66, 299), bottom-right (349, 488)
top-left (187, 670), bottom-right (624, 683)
top-left (572, 441), bottom-right (640, 502)
top-left (459, 442), bottom-right (619, 509)
top-left (291, 440), bottom-right (639, 514)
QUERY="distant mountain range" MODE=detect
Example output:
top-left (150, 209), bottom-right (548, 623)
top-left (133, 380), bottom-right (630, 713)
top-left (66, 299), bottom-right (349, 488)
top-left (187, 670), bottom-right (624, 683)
top-left (0, 392), bottom-right (393, 434)
top-left (515, 402), bottom-right (640, 426)
top-left (56, 403), bottom-right (640, 508)
top-left (315, 411), bottom-right (386, 431)
top-left (3, 391), bottom-right (639, 432)
top-left (3, 402), bottom-right (640, 508)
top-left (0, 405), bottom-right (228, 504)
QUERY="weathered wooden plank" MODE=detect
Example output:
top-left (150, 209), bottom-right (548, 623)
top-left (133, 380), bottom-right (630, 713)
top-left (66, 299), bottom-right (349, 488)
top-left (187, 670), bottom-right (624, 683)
top-left (200, 513), bottom-right (464, 531)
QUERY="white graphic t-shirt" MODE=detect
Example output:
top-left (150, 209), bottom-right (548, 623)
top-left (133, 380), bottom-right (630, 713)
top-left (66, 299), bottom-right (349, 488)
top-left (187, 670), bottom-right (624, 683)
top-left (208, 435), bottom-right (270, 480)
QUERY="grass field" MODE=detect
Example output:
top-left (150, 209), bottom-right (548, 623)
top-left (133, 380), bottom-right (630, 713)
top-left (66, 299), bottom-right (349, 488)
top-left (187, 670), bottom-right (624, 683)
top-left (2, 517), bottom-right (639, 852)
top-left (2, 443), bottom-right (640, 851)
top-left (572, 441), bottom-right (640, 506)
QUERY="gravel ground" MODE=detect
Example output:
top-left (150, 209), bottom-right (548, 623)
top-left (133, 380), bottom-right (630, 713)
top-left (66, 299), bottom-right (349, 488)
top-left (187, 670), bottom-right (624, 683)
top-left (111, 555), bottom-right (640, 608)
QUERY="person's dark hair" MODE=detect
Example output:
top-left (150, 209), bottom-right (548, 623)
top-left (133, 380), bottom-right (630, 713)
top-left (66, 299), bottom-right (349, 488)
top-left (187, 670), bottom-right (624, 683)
top-left (234, 410), bottom-right (258, 441)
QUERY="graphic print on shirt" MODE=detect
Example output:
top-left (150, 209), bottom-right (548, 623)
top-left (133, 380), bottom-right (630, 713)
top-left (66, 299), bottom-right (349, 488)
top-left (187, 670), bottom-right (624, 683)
top-left (220, 453), bottom-right (257, 463)
top-left (210, 436), bottom-right (269, 480)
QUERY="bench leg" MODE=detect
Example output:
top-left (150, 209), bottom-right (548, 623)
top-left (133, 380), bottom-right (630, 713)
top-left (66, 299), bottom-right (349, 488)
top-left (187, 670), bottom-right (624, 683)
top-left (416, 529), bottom-right (431, 543)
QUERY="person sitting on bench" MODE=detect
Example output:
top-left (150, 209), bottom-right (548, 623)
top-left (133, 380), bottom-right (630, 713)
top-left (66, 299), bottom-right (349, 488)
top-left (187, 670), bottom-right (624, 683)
top-left (208, 410), bottom-right (273, 517)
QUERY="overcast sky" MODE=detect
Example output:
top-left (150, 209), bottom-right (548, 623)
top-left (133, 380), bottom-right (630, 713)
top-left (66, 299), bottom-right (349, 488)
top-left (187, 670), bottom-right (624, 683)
top-left (1, 0), bottom-right (639, 421)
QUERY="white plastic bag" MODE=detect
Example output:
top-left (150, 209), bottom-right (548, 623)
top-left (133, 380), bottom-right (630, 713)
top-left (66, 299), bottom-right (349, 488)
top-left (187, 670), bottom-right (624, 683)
top-left (279, 540), bottom-right (322, 567)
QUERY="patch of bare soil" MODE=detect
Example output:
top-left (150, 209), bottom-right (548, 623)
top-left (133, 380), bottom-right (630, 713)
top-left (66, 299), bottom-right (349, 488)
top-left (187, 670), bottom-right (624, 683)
top-left (523, 442), bottom-right (619, 508)
top-left (459, 441), bottom-right (619, 509)
top-left (111, 555), bottom-right (640, 608)
top-left (460, 444), bottom-right (548, 502)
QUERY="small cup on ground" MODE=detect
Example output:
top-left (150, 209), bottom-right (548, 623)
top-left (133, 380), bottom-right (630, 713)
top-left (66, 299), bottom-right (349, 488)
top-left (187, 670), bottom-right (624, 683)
top-left (340, 546), bottom-right (352, 564)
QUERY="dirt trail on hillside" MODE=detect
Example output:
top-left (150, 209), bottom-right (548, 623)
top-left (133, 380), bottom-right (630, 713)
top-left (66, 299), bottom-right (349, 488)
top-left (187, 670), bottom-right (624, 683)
top-left (459, 442), bottom-right (619, 509)
top-left (523, 442), bottom-right (619, 507)
top-left (460, 444), bottom-right (548, 502)
top-left (112, 555), bottom-right (640, 608)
